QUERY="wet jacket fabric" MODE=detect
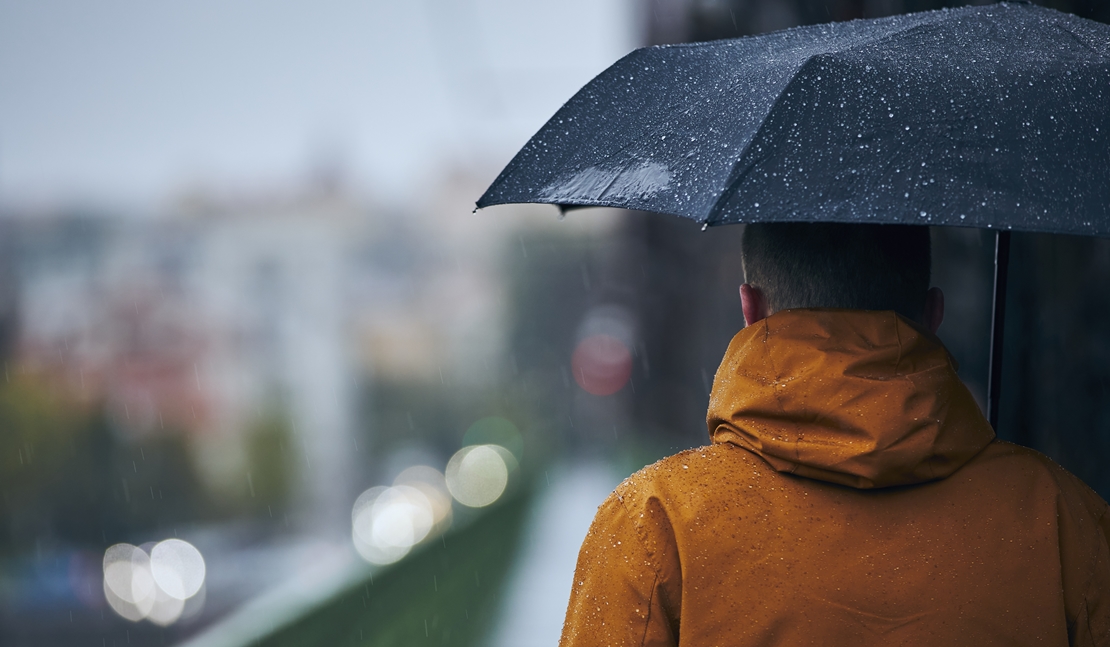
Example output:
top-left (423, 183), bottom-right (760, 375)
top-left (560, 309), bottom-right (1110, 647)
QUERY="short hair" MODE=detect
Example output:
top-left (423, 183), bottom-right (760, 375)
top-left (740, 222), bottom-right (931, 322)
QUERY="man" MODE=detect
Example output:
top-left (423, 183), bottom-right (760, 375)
top-left (559, 223), bottom-right (1110, 646)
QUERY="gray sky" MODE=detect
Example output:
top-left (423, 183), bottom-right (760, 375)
top-left (0, 0), bottom-right (636, 209)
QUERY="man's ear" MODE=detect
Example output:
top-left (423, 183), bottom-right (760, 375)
top-left (740, 284), bottom-right (769, 327)
top-left (923, 287), bottom-right (944, 334)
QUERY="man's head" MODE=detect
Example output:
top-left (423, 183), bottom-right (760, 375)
top-left (739, 222), bottom-right (943, 333)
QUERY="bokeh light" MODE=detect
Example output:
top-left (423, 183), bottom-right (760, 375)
top-left (146, 587), bottom-right (186, 627)
top-left (102, 540), bottom-right (206, 625)
top-left (150, 539), bottom-right (207, 600)
top-left (103, 544), bottom-right (155, 621)
top-left (394, 465), bottom-right (454, 533)
top-left (571, 334), bottom-right (633, 396)
top-left (444, 445), bottom-right (509, 508)
top-left (351, 466), bottom-right (453, 565)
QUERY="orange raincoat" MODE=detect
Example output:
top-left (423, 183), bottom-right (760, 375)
top-left (560, 310), bottom-right (1110, 646)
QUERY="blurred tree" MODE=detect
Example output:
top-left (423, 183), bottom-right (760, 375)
top-left (243, 406), bottom-right (297, 520)
top-left (0, 373), bottom-right (286, 554)
top-left (0, 220), bottom-right (16, 368)
top-left (0, 375), bottom-right (93, 553)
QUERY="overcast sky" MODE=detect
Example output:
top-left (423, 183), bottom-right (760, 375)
top-left (0, 0), bottom-right (636, 210)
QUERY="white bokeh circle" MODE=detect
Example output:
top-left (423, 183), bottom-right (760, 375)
top-left (445, 445), bottom-right (509, 508)
top-left (150, 539), bottom-right (206, 600)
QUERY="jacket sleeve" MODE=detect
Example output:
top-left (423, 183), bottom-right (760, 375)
top-left (1054, 468), bottom-right (1110, 646)
top-left (559, 490), bottom-right (681, 647)
top-left (1070, 498), bottom-right (1110, 646)
top-left (1084, 505), bottom-right (1110, 645)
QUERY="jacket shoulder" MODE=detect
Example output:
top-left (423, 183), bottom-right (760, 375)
top-left (977, 440), bottom-right (1109, 519)
top-left (610, 442), bottom-right (766, 510)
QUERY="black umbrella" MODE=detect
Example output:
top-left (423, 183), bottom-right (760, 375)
top-left (477, 1), bottom-right (1110, 430)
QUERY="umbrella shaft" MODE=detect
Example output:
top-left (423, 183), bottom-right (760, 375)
top-left (987, 230), bottom-right (1011, 432)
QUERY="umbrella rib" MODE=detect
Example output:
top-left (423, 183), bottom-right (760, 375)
top-left (705, 55), bottom-right (824, 226)
top-left (1052, 22), bottom-right (1106, 56)
top-left (701, 12), bottom-right (970, 224)
top-left (704, 5), bottom-right (1016, 226)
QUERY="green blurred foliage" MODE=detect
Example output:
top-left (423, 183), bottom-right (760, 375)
top-left (243, 408), bottom-right (296, 518)
top-left (0, 375), bottom-right (298, 554)
top-left (0, 375), bottom-right (98, 552)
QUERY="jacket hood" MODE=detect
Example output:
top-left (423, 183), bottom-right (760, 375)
top-left (707, 309), bottom-right (994, 489)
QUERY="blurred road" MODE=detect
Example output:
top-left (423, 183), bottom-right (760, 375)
top-left (488, 462), bottom-right (620, 647)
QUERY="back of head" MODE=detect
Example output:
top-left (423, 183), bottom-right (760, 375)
top-left (741, 222), bottom-right (931, 322)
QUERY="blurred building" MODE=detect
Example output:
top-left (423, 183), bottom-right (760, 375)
top-left (8, 192), bottom-right (365, 533)
top-left (1, 163), bottom-right (629, 534)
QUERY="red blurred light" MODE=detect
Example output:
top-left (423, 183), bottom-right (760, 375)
top-left (571, 334), bottom-right (632, 396)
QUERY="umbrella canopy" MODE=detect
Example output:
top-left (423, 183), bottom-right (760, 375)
top-left (477, 2), bottom-right (1110, 237)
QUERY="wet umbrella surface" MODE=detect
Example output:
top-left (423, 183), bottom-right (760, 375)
top-left (478, 2), bottom-right (1110, 237)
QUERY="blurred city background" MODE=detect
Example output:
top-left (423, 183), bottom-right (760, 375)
top-left (1, 1), bottom-right (1109, 646)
